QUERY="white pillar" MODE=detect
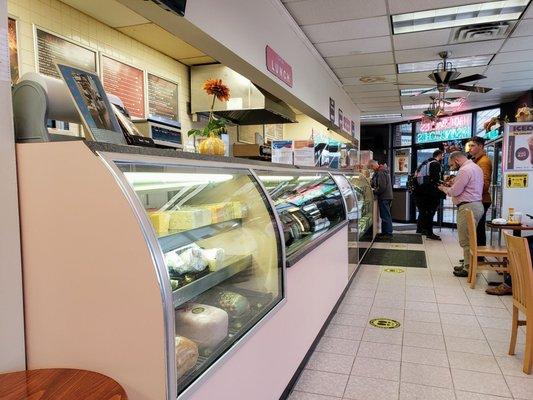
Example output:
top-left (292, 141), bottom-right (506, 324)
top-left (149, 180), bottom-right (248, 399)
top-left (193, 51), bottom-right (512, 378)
top-left (0, 0), bottom-right (25, 372)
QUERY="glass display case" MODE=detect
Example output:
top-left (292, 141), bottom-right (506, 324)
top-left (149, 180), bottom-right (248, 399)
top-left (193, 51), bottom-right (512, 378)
top-left (117, 161), bottom-right (284, 396)
top-left (346, 173), bottom-right (375, 257)
top-left (256, 171), bottom-right (346, 263)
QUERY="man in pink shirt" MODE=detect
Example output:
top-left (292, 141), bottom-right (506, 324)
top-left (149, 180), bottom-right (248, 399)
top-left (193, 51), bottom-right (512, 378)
top-left (438, 151), bottom-right (484, 277)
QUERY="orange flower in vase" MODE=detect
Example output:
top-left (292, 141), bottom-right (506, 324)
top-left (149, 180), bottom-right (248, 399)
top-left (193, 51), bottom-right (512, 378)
top-left (188, 79), bottom-right (231, 156)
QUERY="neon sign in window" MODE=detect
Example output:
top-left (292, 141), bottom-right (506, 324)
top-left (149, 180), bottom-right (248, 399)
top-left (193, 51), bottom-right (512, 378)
top-left (416, 114), bottom-right (472, 144)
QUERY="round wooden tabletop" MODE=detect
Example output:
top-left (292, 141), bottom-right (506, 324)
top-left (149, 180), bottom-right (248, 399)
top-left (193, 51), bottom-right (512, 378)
top-left (486, 222), bottom-right (533, 231)
top-left (0, 369), bottom-right (127, 400)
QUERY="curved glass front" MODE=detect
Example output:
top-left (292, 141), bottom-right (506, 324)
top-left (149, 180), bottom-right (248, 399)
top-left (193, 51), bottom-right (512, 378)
top-left (257, 171), bottom-right (346, 261)
top-left (116, 161), bottom-right (284, 395)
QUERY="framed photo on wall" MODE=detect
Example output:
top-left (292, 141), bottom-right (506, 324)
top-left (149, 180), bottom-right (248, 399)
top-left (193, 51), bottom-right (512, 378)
top-left (8, 17), bottom-right (19, 84)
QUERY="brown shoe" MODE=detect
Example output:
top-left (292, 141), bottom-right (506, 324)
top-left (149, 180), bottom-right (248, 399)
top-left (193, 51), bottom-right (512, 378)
top-left (485, 283), bottom-right (512, 296)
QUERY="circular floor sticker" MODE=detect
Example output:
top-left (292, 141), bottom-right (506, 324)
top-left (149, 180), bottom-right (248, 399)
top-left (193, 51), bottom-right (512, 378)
top-left (369, 318), bottom-right (401, 329)
top-left (384, 267), bottom-right (405, 273)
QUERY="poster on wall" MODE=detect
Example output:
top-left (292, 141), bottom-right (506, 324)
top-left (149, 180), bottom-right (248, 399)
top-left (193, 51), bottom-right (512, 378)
top-left (338, 109), bottom-right (343, 128)
top-left (147, 73), bottom-right (179, 123)
top-left (394, 148), bottom-right (410, 174)
top-left (505, 122), bottom-right (533, 171)
top-left (416, 114), bottom-right (472, 144)
top-left (36, 28), bottom-right (97, 79)
top-left (329, 98), bottom-right (335, 124)
top-left (271, 140), bottom-right (293, 164)
top-left (56, 63), bottom-right (125, 145)
top-left (293, 140), bottom-right (315, 167)
top-left (102, 56), bottom-right (145, 119)
top-left (8, 18), bottom-right (19, 84)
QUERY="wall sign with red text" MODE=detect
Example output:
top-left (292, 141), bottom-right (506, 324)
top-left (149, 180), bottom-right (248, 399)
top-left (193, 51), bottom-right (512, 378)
top-left (102, 56), bottom-right (145, 119)
top-left (416, 114), bottom-right (472, 144)
top-left (266, 46), bottom-right (293, 87)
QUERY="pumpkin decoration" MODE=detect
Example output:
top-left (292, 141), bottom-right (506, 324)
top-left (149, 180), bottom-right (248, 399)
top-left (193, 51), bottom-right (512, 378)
top-left (516, 105), bottom-right (533, 122)
top-left (188, 79), bottom-right (230, 155)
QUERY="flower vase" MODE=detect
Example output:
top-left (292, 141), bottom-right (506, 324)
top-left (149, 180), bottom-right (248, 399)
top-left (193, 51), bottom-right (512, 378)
top-left (198, 134), bottom-right (225, 156)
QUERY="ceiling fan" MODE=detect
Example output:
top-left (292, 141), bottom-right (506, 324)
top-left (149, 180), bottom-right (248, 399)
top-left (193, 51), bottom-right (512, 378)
top-left (397, 51), bottom-right (492, 96)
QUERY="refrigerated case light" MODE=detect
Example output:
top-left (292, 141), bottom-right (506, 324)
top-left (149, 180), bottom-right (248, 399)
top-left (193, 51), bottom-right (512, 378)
top-left (257, 175), bottom-right (294, 182)
top-left (124, 172), bottom-right (233, 190)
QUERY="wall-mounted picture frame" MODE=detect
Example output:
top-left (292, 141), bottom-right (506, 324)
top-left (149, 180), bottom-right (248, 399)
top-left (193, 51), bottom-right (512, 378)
top-left (8, 17), bottom-right (20, 84)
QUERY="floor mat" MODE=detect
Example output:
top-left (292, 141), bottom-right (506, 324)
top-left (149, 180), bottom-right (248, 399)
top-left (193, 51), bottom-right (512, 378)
top-left (374, 233), bottom-right (423, 244)
top-left (362, 248), bottom-right (427, 268)
top-left (393, 224), bottom-right (418, 231)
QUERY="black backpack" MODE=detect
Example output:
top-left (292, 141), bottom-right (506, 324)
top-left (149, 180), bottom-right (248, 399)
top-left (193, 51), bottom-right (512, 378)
top-left (407, 159), bottom-right (436, 194)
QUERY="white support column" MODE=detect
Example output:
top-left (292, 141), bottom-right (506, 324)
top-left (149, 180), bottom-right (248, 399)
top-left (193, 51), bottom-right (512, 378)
top-left (0, 0), bottom-right (26, 372)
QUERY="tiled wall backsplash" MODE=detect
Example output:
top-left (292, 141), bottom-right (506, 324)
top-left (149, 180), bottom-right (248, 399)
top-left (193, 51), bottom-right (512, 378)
top-left (7, 0), bottom-right (193, 135)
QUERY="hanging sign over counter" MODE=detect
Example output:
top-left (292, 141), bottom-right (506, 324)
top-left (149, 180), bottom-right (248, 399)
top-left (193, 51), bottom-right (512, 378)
top-left (266, 46), bottom-right (293, 87)
top-left (416, 114), bottom-right (472, 144)
top-left (505, 123), bottom-right (533, 171)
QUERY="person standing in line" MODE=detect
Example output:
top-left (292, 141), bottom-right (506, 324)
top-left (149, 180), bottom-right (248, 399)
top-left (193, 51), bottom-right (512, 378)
top-left (369, 160), bottom-right (394, 239)
top-left (414, 149), bottom-right (445, 240)
top-left (466, 137), bottom-right (493, 246)
top-left (438, 151), bottom-right (484, 277)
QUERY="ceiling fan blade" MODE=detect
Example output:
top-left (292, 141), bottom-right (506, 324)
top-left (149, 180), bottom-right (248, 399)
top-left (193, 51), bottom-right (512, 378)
top-left (449, 74), bottom-right (486, 85)
top-left (428, 72), bottom-right (442, 85)
top-left (450, 84), bottom-right (492, 93)
top-left (394, 83), bottom-right (433, 85)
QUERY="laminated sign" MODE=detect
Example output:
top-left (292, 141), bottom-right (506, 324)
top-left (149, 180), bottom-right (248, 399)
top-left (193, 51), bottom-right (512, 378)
top-left (506, 173), bottom-right (528, 189)
top-left (506, 123), bottom-right (533, 171)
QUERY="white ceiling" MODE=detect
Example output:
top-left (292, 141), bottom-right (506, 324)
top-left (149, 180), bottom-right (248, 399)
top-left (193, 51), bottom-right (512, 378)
top-left (282, 0), bottom-right (533, 124)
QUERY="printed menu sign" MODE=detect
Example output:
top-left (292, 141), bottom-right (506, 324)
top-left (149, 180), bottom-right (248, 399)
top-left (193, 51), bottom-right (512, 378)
top-left (102, 56), bottom-right (145, 119)
top-left (293, 140), bottom-right (315, 167)
top-left (148, 73), bottom-right (179, 122)
top-left (8, 18), bottom-right (18, 84)
top-left (394, 148), bottom-right (411, 174)
top-left (271, 140), bottom-right (293, 164)
top-left (36, 29), bottom-right (97, 79)
top-left (505, 122), bottom-right (533, 171)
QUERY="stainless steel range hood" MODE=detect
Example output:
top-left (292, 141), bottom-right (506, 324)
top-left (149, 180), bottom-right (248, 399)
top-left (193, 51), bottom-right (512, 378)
top-left (191, 64), bottom-right (296, 125)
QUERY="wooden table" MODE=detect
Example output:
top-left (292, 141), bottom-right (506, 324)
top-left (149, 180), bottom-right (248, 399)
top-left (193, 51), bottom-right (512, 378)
top-left (0, 369), bottom-right (127, 400)
top-left (486, 222), bottom-right (533, 237)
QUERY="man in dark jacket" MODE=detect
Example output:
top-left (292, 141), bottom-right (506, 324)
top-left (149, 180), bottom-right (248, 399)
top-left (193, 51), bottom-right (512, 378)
top-left (414, 149), bottom-right (444, 240)
top-left (369, 160), bottom-right (393, 238)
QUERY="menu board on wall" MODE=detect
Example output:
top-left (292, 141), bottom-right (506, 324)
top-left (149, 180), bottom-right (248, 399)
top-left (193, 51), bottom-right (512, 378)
top-left (8, 18), bottom-right (19, 84)
top-left (148, 73), bottom-right (179, 122)
top-left (36, 28), bottom-right (97, 79)
top-left (102, 56), bottom-right (145, 119)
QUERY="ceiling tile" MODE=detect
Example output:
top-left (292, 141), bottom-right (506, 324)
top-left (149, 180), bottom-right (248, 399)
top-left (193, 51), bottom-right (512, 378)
top-left (346, 83), bottom-right (397, 92)
top-left (486, 62), bottom-right (533, 73)
top-left (523, 3), bottom-right (533, 19)
top-left (341, 74), bottom-right (397, 85)
top-left (387, 0), bottom-right (495, 15)
top-left (348, 90), bottom-right (399, 98)
top-left (316, 36), bottom-right (392, 57)
top-left (357, 98), bottom-right (401, 105)
top-left (393, 29), bottom-right (452, 51)
top-left (492, 49), bottom-right (533, 64)
top-left (394, 41), bottom-right (504, 63)
top-left (284, 0), bottom-right (387, 25)
top-left (512, 19), bottom-right (533, 36)
top-left (501, 36), bottom-right (533, 52)
top-left (301, 16), bottom-right (390, 43)
top-left (326, 52), bottom-right (394, 68)
top-left (359, 104), bottom-right (402, 111)
top-left (335, 64), bottom-right (396, 78)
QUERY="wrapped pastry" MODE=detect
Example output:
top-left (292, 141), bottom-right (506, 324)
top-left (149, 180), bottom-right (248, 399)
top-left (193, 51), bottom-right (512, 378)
top-left (165, 251), bottom-right (187, 276)
top-left (175, 336), bottom-right (199, 379)
top-left (216, 291), bottom-right (250, 320)
top-left (202, 248), bottom-right (225, 271)
top-left (175, 304), bottom-right (228, 351)
top-left (179, 246), bottom-right (208, 273)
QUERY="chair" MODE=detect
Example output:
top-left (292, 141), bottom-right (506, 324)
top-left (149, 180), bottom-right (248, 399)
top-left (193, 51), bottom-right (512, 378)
top-left (505, 233), bottom-right (533, 374)
top-left (465, 209), bottom-right (508, 289)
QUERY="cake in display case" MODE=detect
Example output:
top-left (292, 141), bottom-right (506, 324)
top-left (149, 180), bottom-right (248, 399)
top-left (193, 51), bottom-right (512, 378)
top-left (257, 171), bottom-right (346, 263)
top-left (117, 161), bottom-right (284, 394)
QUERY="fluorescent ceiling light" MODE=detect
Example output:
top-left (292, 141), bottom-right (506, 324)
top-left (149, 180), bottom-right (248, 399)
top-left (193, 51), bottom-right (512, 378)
top-left (397, 55), bottom-right (493, 73)
top-left (400, 88), bottom-right (463, 96)
top-left (360, 114), bottom-right (402, 120)
top-left (392, 0), bottom-right (530, 34)
top-left (402, 102), bottom-right (462, 110)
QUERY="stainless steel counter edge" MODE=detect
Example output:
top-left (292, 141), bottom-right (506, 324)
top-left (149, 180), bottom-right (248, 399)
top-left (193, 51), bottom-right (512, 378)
top-left (286, 220), bottom-right (349, 268)
top-left (84, 141), bottom-right (353, 172)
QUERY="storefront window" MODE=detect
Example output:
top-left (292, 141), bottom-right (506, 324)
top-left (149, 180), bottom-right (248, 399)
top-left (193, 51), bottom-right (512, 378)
top-left (393, 123), bottom-right (412, 147)
top-left (475, 108), bottom-right (501, 139)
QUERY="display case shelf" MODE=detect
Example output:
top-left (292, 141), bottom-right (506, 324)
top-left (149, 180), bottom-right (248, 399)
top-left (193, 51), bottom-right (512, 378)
top-left (158, 219), bottom-right (242, 253)
top-left (172, 254), bottom-right (253, 307)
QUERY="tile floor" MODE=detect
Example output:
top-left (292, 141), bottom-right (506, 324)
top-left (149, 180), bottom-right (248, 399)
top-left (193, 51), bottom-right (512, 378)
top-left (290, 229), bottom-right (532, 400)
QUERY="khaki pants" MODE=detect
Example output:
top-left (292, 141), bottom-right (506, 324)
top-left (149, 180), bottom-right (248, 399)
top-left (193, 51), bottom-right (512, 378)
top-left (457, 201), bottom-right (484, 269)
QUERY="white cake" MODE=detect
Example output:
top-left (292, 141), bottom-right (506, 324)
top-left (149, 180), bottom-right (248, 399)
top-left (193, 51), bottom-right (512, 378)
top-left (175, 304), bottom-right (228, 351)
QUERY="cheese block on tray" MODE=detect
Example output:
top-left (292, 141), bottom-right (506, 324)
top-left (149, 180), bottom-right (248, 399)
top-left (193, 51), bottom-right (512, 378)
top-left (175, 304), bottom-right (228, 351)
top-left (216, 291), bottom-right (251, 320)
top-left (175, 336), bottom-right (199, 379)
top-left (149, 212), bottom-right (170, 235)
top-left (169, 209), bottom-right (211, 230)
top-left (203, 248), bottom-right (225, 271)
